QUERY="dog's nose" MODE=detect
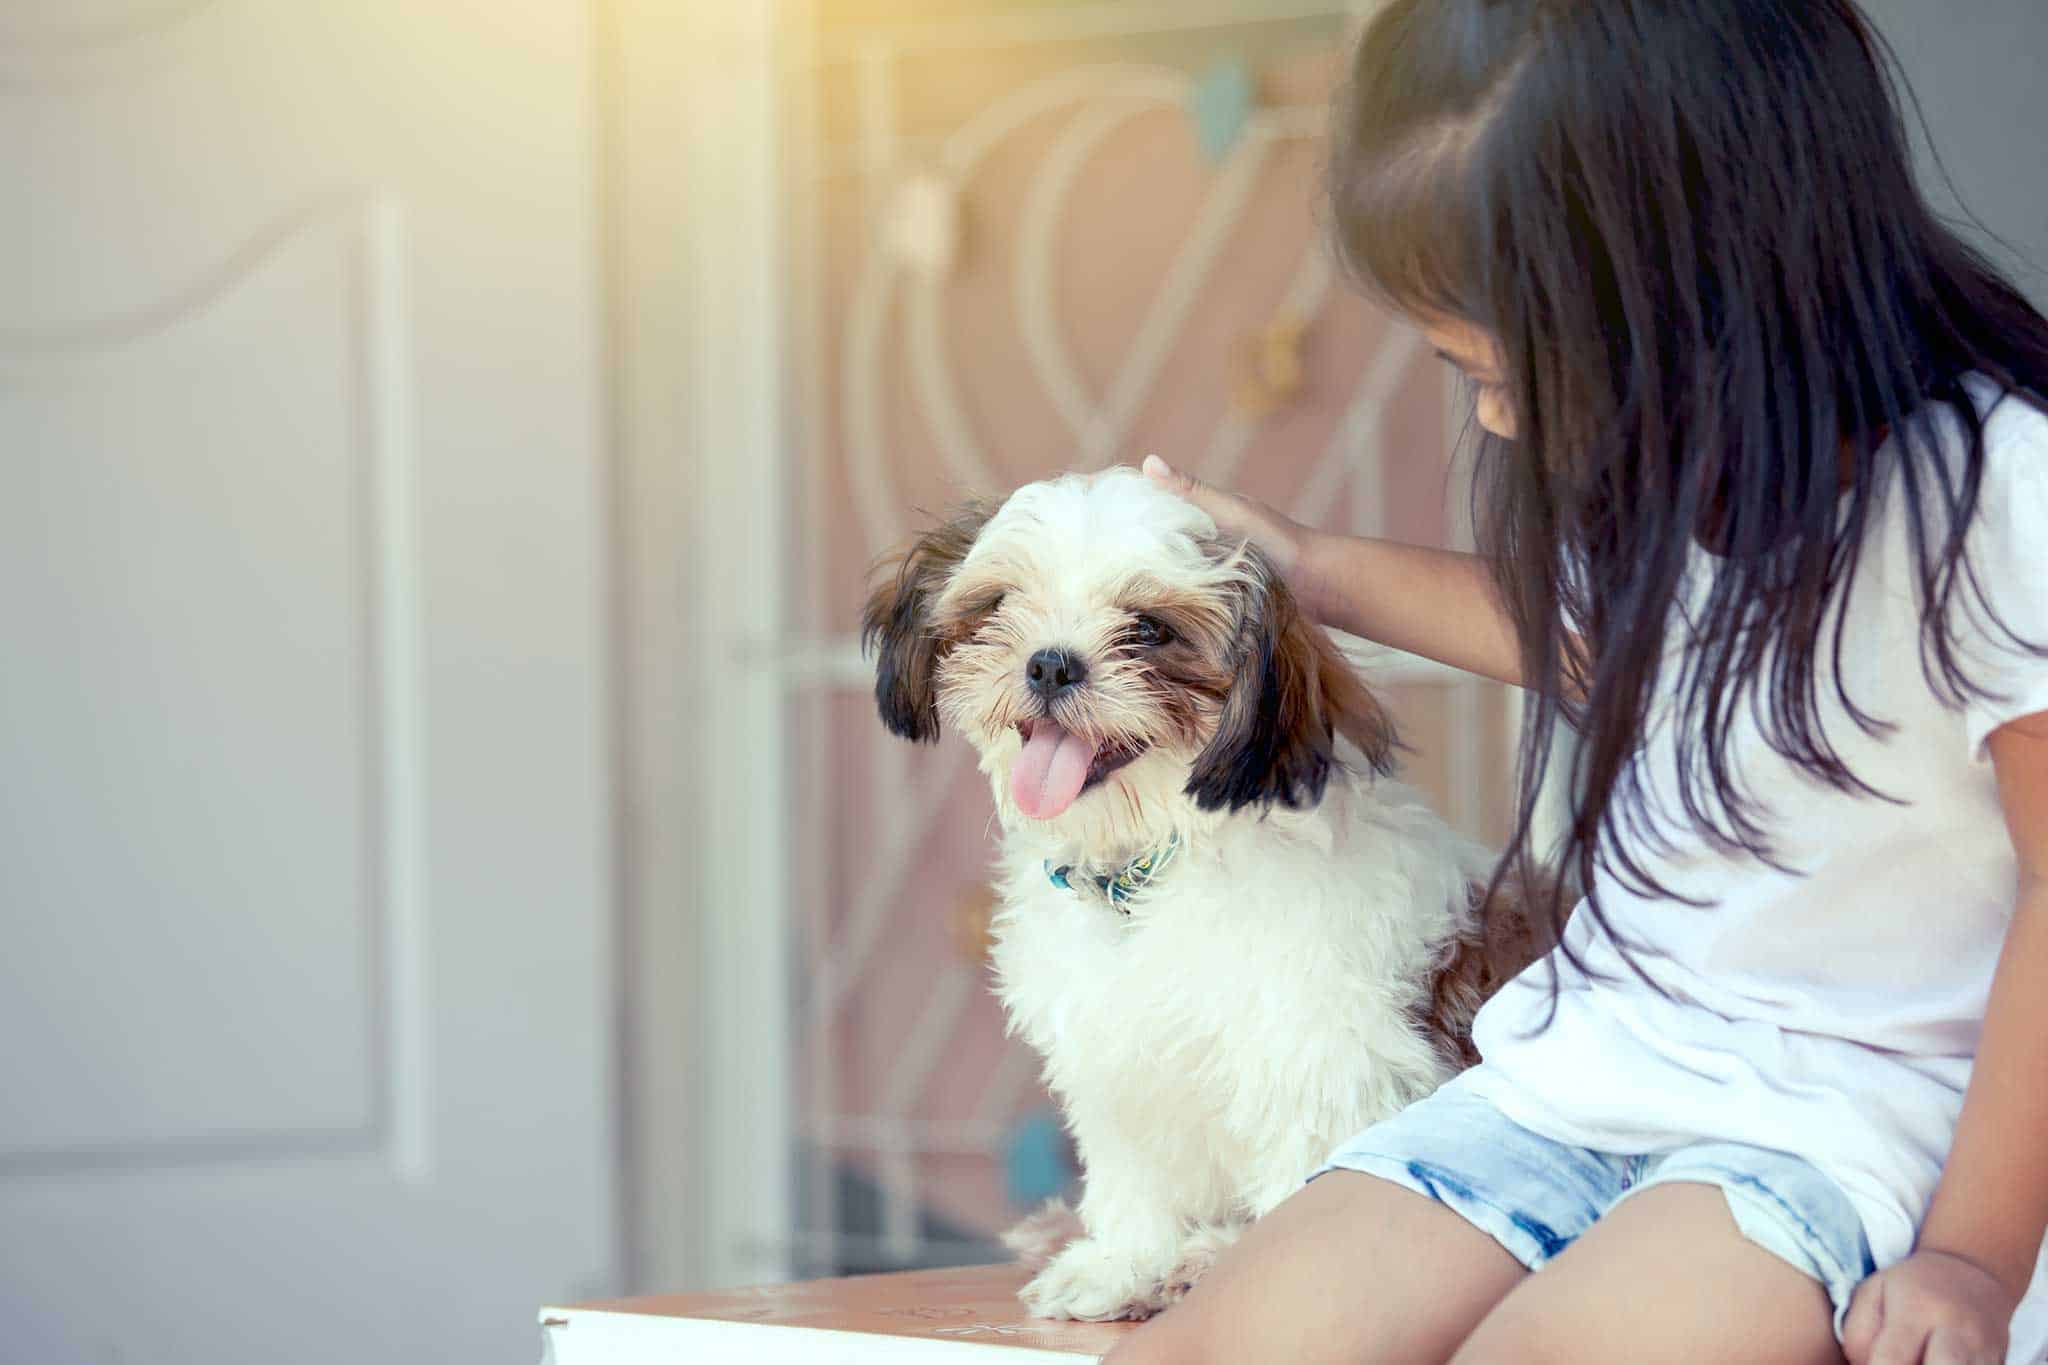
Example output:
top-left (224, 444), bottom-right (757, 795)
top-left (1025, 648), bottom-right (1087, 700)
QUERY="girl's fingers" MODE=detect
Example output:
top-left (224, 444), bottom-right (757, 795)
top-left (1143, 454), bottom-right (1244, 527)
top-left (1843, 1276), bottom-right (1885, 1363)
top-left (1142, 454), bottom-right (1203, 500)
top-left (1141, 454), bottom-right (1302, 577)
top-left (1922, 1326), bottom-right (1987, 1365)
top-left (1868, 1320), bottom-right (1934, 1365)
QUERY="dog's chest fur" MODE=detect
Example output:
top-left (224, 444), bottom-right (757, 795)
top-left (987, 771), bottom-right (1493, 1213)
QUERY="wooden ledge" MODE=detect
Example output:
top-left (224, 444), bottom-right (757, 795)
top-left (541, 1265), bottom-right (1138, 1362)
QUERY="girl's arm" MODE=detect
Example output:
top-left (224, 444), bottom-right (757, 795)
top-left (1844, 709), bottom-right (2048, 1365)
top-left (1142, 457), bottom-right (1526, 687)
top-left (1301, 532), bottom-right (1526, 687)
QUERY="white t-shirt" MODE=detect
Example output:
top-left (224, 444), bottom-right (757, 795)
top-left (1461, 375), bottom-right (2048, 1362)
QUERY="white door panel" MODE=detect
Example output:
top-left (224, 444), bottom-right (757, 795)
top-left (1, 4), bottom-right (614, 1362)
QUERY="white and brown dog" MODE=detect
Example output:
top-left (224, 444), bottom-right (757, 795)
top-left (863, 467), bottom-right (1539, 1322)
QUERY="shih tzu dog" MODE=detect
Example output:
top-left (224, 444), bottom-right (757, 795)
top-left (862, 466), bottom-right (1539, 1322)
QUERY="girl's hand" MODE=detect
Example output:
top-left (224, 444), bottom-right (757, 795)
top-left (1144, 455), bottom-right (1526, 684)
top-left (1842, 1250), bottom-right (2017, 1365)
top-left (1141, 456), bottom-right (1330, 620)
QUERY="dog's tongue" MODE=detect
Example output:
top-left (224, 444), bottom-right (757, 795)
top-left (1011, 720), bottom-right (1099, 820)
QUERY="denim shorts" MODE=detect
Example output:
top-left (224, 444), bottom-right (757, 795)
top-left (1314, 1081), bottom-right (1877, 1336)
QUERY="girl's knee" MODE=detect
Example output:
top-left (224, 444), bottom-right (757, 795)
top-left (1447, 1295), bottom-right (1578, 1365)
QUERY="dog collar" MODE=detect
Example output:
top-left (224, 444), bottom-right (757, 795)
top-left (1045, 831), bottom-right (1181, 912)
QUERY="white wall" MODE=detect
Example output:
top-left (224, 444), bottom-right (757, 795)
top-left (1862, 0), bottom-right (2048, 310)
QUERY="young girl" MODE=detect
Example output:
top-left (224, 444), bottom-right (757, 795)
top-left (1113, 3), bottom-right (2048, 1363)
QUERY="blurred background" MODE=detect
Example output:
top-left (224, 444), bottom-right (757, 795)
top-left (2, 2), bottom-right (2042, 1362)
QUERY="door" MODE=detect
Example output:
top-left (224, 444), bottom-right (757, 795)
top-left (0, 4), bottom-right (615, 1362)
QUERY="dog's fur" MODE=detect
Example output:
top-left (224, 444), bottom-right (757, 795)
top-left (864, 468), bottom-right (1538, 1321)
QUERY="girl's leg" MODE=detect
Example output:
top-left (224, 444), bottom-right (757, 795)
top-left (1103, 1170), bottom-right (1526, 1365)
top-left (1449, 1183), bottom-right (1842, 1365)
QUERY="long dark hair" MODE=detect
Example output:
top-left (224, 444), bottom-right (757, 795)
top-left (1330, 0), bottom-right (2048, 994)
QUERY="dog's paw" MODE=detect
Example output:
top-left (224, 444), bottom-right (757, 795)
top-left (1018, 1239), bottom-right (1168, 1322)
top-left (1159, 1222), bottom-right (1244, 1304)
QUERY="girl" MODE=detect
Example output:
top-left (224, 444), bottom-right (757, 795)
top-left (1113, 3), bottom-right (2048, 1363)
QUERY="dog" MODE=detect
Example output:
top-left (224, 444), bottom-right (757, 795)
top-left (862, 466), bottom-right (1541, 1321)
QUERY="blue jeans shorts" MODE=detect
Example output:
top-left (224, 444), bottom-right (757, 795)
top-left (1314, 1082), bottom-right (1877, 1336)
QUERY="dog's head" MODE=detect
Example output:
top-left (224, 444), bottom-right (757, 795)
top-left (862, 468), bottom-right (1397, 845)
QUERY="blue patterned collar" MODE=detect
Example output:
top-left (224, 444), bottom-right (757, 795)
top-left (1045, 831), bottom-right (1181, 912)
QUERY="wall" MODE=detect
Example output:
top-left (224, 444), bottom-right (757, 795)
top-left (1863, 0), bottom-right (2048, 309)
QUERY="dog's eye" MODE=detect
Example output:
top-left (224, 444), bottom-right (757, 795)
top-left (1129, 614), bottom-right (1172, 648)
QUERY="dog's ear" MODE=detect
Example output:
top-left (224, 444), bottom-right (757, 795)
top-left (1185, 549), bottom-right (1400, 811)
top-left (860, 502), bottom-right (993, 743)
